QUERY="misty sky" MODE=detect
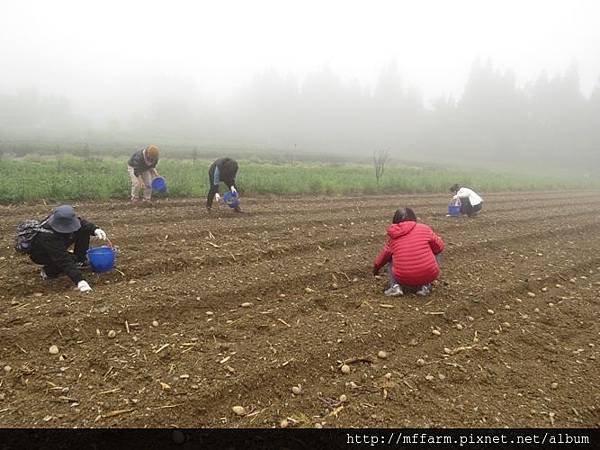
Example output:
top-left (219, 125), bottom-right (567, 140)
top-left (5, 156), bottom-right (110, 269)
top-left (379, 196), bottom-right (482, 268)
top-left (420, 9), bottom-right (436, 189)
top-left (2, 0), bottom-right (600, 113)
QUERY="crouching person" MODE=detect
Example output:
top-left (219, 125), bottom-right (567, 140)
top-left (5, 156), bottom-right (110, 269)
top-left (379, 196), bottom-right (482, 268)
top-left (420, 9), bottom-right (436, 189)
top-left (28, 205), bottom-right (108, 292)
top-left (450, 184), bottom-right (483, 217)
top-left (372, 207), bottom-right (444, 297)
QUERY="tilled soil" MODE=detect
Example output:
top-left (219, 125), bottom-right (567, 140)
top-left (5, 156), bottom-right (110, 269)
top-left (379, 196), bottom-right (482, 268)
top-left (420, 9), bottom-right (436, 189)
top-left (0, 191), bottom-right (599, 428)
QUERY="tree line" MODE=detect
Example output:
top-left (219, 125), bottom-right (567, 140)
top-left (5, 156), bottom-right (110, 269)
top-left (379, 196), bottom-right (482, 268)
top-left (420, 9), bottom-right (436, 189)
top-left (1, 59), bottom-right (599, 170)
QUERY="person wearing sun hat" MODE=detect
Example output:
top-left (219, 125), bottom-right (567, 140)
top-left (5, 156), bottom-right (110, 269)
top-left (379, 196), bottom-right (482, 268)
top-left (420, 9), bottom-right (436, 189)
top-left (28, 205), bottom-right (108, 292)
top-left (127, 144), bottom-right (161, 202)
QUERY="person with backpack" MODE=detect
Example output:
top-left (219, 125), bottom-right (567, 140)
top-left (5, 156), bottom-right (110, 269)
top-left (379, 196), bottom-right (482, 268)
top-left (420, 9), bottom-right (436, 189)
top-left (19, 205), bottom-right (108, 292)
top-left (128, 145), bottom-right (160, 202)
top-left (206, 157), bottom-right (241, 213)
top-left (449, 184), bottom-right (483, 217)
top-left (372, 207), bottom-right (445, 297)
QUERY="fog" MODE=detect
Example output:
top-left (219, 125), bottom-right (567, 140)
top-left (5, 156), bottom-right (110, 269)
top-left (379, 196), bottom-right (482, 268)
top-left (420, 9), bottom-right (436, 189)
top-left (1, 0), bottom-right (600, 167)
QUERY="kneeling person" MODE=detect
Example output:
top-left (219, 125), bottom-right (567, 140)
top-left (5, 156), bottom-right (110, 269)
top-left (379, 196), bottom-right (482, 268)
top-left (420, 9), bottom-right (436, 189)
top-left (29, 205), bottom-right (108, 292)
top-left (373, 208), bottom-right (444, 296)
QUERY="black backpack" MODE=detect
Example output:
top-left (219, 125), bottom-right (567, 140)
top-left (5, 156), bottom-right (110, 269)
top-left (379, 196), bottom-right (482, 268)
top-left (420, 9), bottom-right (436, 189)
top-left (15, 219), bottom-right (51, 254)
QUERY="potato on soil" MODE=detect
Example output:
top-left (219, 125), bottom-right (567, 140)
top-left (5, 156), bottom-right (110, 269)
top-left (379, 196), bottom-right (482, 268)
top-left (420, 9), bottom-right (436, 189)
top-left (232, 406), bottom-right (246, 416)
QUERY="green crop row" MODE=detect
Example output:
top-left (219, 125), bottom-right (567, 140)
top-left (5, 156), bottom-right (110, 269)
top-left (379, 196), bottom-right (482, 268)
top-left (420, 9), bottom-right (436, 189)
top-left (0, 156), bottom-right (596, 203)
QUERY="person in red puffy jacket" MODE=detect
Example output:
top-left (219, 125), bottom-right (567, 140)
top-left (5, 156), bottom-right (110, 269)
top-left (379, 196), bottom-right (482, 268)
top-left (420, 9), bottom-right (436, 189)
top-left (373, 207), bottom-right (445, 296)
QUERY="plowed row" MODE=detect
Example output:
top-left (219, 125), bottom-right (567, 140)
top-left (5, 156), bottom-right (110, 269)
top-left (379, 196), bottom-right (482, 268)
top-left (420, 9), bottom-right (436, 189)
top-left (1, 190), bottom-right (599, 428)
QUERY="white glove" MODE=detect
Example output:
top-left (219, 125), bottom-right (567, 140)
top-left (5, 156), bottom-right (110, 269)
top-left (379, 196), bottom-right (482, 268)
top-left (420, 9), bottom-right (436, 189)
top-left (230, 186), bottom-right (237, 194)
top-left (214, 193), bottom-right (221, 203)
top-left (77, 280), bottom-right (92, 292)
top-left (94, 228), bottom-right (107, 240)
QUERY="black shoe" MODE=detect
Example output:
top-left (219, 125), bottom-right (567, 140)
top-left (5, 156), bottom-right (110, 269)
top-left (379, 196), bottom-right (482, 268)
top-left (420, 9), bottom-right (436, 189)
top-left (41, 268), bottom-right (61, 280)
top-left (40, 269), bottom-right (56, 280)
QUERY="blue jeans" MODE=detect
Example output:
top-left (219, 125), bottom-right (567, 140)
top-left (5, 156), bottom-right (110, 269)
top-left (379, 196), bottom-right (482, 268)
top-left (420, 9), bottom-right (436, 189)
top-left (388, 253), bottom-right (443, 288)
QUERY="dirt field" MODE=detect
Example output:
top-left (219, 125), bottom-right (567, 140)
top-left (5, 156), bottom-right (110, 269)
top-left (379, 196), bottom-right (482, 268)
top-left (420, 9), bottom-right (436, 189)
top-left (1, 191), bottom-right (599, 428)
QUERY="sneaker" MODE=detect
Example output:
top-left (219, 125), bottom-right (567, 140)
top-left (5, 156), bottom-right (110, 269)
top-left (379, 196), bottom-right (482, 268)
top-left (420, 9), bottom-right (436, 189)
top-left (233, 206), bottom-right (243, 213)
top-left (416, 285), bottom-right (431, 296)
top-left (384, 284), bottom-right (403, 296)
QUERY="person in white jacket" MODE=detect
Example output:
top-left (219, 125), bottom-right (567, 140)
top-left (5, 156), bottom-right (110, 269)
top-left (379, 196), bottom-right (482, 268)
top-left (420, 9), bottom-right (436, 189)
top-left (450, 184), bottom-right (483, 217)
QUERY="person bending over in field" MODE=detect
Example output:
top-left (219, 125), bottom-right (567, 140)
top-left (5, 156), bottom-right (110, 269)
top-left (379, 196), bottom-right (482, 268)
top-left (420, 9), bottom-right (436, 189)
top-left (127, 145), bottom-right (160, 202)
top-left (206, 157), bottom-right (242, 213)
top-left (373, 207), bottom-right (444, 297)
top-left (25, 205), bottom-right (108, 293)
top-left (449, 184), bottom-right (483, 217)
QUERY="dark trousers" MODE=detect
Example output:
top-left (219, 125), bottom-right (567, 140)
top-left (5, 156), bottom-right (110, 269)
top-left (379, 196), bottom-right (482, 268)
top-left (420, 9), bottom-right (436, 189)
top-left (460, 198), bottom-right (483, 217)
top-left (206, 166), bottom-right (219, 209)
top-left (30, 231), bottom-right (90, 277)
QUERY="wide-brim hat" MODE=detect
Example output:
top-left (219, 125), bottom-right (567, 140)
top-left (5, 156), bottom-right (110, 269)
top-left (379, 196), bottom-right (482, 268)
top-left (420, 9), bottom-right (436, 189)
top-left (47, 205), bottom-right (81, 233)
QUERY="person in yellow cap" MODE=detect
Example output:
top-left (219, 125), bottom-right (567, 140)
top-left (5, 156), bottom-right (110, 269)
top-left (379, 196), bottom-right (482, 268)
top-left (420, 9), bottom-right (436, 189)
top-left (127, 145), bottom-right (160, 202)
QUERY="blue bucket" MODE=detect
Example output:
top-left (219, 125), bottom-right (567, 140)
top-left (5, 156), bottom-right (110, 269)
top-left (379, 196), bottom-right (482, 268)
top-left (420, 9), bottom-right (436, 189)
top-left (448, 205), bottom-right (461, 217)
top-left (223, 191), bottom-right (240, 208)
top-left (151, 176), bottom-right (167, 193)
top-left (87, 246), bottom-right (116, 273)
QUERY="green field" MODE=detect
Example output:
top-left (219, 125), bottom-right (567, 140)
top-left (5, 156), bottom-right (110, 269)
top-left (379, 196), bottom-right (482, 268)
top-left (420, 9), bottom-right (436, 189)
top-left (0, 155), bottom-right (596, 203)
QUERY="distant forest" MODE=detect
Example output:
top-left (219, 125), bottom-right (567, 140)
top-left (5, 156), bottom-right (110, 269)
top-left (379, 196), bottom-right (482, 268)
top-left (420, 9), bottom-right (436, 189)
top-left (1, 59), bottom-right (599, 170)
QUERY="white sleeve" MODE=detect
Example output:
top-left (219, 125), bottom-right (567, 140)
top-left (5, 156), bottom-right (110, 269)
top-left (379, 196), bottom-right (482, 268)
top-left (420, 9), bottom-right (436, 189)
top-left (456, 188), bottom-right (469, 198)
